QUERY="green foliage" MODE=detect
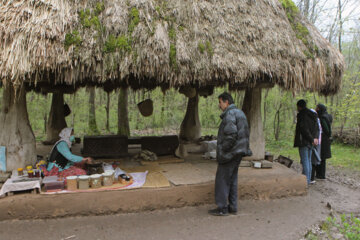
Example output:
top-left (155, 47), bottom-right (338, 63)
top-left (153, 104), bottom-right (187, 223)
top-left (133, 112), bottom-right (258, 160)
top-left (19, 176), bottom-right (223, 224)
top-left (279, 0), bottom-right (299, 22)
top-left (295, 22), bottom-right (309, 45)
top-left (206, 41), bottom-right (214, 56)
top-left (128, 7), bottom-right (140, 35)
top-left (64, 31), bottom-right (82, 50)
top-left (79, 9), bottom-right (92, 28)
top-left (94, 2), bottom-right (105, 16)
top-left (198, 41), bottom-right (214, 56)
top-left (169, 43), bottom-right (177, 69)
top-left (279, 0), bottom-right (317, 59)
top-left (198, 42), bottom-right (205, 54)
top-left (303, 50), bottom-right (314, 59)
top-left (104, 34), bottom-right (131, 53)
top-left (315, 214), bottom-right (360, 240)
top-left (178, 25), bottom-right (184, 32)
top-left (78, 2), bottom-right (105, 30)
top-left (104, 34), bottom-right (117, 53)
top-left (168, 26), bottom-right (176, 41)
top-left (103, 7), bottom-right (139, 54)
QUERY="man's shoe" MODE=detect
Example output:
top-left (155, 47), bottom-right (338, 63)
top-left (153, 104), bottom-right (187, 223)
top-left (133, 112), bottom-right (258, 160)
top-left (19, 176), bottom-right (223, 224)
top-left (228, 207), bottom-right (237, 215)
top-left (310, 180), bottom-right (316, 184)
top-left (208, 208), bottom-right (229, 216)
top-left (316, 177), bottom-right (326, 181)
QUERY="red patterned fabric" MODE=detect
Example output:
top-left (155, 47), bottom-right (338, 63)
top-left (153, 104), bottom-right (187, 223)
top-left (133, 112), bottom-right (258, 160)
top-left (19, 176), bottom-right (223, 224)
top-left (40, 163), bottom-right (86, 184)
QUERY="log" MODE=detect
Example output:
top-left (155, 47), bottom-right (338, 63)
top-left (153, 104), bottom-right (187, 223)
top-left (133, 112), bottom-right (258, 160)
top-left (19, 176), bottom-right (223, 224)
top-left (333, 128), bottom-right (360, 147)
top-left (0, 82), bottom-right (36, 170)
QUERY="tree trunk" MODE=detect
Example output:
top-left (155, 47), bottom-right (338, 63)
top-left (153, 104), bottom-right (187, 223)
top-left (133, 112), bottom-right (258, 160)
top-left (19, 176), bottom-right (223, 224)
top-left (0, 83), bottom-right (36, 171)
top-left (118, 88), bottom-right (130, 136)
top-left (88, 87), bottom-right (99, 135)
top-left (179, 94), bottom-right (201, 142)
top-left (263, 89), bottom-right (269, 129)
top-left (242, 88), bottom-right (265, 160)
top-left (105, 92), bottom-right (110, 132)
top-left (45, 92), bottom-right (67, 144)
top-left (338, 0), bottom-right (343, 53)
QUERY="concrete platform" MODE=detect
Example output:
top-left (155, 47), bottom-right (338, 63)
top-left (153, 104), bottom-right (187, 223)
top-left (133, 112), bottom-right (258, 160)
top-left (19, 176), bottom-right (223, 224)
top-left (0, 164), bottom-right (306, 221)
top-left (0, 143), bottom-right (306, 221)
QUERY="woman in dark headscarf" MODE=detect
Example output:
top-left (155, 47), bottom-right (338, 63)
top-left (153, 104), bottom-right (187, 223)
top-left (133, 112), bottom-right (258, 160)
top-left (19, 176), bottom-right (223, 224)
top-left (316, 104), bottom-right (333, 179)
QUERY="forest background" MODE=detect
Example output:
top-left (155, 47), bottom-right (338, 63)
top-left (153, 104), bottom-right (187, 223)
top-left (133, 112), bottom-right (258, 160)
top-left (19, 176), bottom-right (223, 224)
top-left (1, 0), bottom-right (359, 170)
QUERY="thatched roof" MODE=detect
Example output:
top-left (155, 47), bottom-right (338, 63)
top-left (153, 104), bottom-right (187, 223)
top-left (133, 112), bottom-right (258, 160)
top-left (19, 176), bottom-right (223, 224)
top-left (0, 0), bottom-right (344, 95)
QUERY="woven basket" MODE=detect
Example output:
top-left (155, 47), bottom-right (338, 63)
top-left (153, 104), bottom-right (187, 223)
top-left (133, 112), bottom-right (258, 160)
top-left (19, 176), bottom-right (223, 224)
top-left (137, 99), bottom-right (153, 117)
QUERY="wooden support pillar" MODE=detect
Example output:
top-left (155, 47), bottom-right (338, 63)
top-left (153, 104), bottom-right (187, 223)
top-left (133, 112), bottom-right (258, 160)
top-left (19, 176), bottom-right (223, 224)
top-left (45, 92), bottom-right (67, 144)
top-left (0, 82), bottom-right (36, 171)
top-left (179, 94), bottom-right (201, 142)
top-left (118, 88), bottom-right (130, 137)
top-left (242, 88), bottom-right (265, 160)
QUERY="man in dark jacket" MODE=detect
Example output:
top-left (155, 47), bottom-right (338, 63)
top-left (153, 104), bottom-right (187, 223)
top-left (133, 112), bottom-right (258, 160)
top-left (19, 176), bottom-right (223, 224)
top-left (315, 104), bottom-right (332, 179)
top-left (208, 92), bottom-right (251, 216)
top-left (294, 99), bottom-right (319, 184)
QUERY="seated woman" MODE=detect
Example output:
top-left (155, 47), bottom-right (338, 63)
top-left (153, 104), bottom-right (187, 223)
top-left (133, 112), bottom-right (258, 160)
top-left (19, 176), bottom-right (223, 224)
top-left (42, 128), bottom-right (93, 178)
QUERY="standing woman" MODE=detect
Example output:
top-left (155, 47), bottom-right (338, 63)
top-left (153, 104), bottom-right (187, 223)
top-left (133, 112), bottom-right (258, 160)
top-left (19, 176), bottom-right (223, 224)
top-left (316, 104), bottom-right (333, 179)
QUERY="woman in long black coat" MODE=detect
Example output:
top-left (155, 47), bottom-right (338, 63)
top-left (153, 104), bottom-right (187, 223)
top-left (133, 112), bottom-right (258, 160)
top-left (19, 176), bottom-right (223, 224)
top-left (316, 104), bottom-right (332, 179)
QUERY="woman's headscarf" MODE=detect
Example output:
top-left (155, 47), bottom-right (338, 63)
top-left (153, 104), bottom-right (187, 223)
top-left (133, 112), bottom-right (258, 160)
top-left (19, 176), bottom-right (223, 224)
top-left (316, 104), bottom-right (327, 116)
top-left (58, 127), bottom-right (73, 148)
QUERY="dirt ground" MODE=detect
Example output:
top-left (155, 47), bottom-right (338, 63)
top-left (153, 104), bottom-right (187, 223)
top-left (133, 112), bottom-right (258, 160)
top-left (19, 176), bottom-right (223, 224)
top-left (1, 162), bottom-right (360, 240)
top-left (1, 143), bottom-right (358, 239)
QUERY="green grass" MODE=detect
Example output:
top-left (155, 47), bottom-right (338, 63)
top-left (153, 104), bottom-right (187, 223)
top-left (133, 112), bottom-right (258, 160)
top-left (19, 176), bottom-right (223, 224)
top-left (266, 139), bottom-right (299, 160)
top-left (266, 140), bottom-right (360, 171)
top-left (329, 143), bottom-right (360, 171)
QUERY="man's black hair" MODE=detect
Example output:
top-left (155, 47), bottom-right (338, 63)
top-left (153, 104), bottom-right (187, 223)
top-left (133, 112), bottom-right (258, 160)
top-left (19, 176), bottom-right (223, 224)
top-left (218, 92), bottom-right (234, 105)
top-left (297, 99), bottom-right (307, 109)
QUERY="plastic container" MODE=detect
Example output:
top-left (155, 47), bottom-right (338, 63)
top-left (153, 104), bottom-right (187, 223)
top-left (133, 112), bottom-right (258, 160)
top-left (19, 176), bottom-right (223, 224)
top-left (17, 168), bottom-right (23, 176)
top-left (43, 176), bottom-right (65, 191)
top-left (28, 170), bottom-right (34, 178)
top-left (102, 172), bottom-right (113, 186)
top-left (66, 176), bottom-right (78, 191)
top-left (90, 174), bottom-right (102, 188)
top-left (78, 175), bottom-right (90, 190)
top-left (104, 170), bottom-right (115, 182)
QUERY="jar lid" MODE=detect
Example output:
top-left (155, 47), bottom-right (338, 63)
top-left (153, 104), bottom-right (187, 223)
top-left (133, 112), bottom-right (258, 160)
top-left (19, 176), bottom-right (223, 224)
top-left (78, 175), bottom-right (89, 180)
top-left (28, 170), bottom-right (33, 173)
top-left (90, 174), bottom-right (101, 179)
top-left (102, 172), bottom-right (113, 177)
top-left (17, 168), bottom-right (23, 171)
top-left (26, 166), bottom-right (32, 170)
top-left (66, 176), bottom-right (78, 180)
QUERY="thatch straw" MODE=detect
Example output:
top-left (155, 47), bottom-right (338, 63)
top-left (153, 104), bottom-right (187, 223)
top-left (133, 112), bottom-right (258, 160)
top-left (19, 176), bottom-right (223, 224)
top-left (0, 0), bottom-right (344, 95)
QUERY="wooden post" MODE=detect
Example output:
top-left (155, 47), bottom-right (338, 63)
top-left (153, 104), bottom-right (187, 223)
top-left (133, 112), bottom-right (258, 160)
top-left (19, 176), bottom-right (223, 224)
top-left (45, 92), bottom-right (67, 144)
top-left (0, 82), bottom-right (36, 171)
top-left (118, 88), bottom-right (130, 136)
top-left (179, 94), bottom-right (201, 141)
top-left (242, 88), bottom-right (265, 160)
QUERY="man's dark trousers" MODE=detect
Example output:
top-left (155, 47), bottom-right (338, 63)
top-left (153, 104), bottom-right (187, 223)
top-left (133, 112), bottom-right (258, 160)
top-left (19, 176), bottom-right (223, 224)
top-left (215, 158), bottom-right (241, 212)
